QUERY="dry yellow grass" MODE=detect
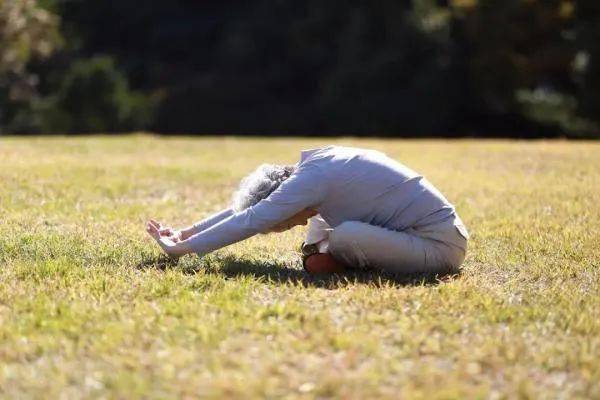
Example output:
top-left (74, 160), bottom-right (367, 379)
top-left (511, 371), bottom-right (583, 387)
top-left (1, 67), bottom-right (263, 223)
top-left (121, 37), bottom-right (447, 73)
top-left (0, 135), bottom-right (598, 398)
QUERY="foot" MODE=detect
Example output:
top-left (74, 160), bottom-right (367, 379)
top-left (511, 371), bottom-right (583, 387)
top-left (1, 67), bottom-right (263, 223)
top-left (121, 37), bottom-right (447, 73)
top-left (304, 253), bottom-right (346, 274)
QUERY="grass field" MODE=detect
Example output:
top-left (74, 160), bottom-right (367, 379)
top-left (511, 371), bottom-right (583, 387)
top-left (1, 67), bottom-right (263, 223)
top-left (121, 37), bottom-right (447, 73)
top-left (0, 135), bottom-right (598, 399)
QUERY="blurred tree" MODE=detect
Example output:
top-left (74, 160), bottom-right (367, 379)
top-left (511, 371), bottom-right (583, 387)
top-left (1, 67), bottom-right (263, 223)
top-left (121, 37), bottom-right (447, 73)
top-left (1, 0), bottom-right (597, 136)
top-left (449, 0), bottom-right (579, 135)
top-left (0, 0), bottom-right (61, 132)
top-left (156, 0), bottom-right (464, 135)
top-left (317, 0), bottom-right (464, 135)
top-left (574, 0), bottom-right (600, 126)
top-left (39, 56), bottom-right (152, 133)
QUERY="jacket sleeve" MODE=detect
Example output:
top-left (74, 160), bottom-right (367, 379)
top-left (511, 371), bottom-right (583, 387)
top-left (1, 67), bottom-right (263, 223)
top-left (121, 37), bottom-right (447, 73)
top-left (182, 163), bottom-right (325, 256)
top-left (191, 208), bottom-right (234, 232)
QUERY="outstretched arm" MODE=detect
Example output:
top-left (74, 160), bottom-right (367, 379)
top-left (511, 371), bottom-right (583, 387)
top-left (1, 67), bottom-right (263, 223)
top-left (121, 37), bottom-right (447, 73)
top-left (179, 208), bottom-right (234, 240)
top-left (146, 162), bottom-right (324, 258)
top-left (148, 208), bottom-right (233, 242)
top-left (146, 209), bottom-right (234, 258)
top-left (180, 162), bottom-right (325, 256)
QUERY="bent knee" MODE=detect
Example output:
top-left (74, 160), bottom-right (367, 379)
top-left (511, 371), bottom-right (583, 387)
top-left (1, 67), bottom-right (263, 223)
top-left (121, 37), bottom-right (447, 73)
top-left (328, 221), bottom-right (369, 269)
top-left (445, 246), bottom-right (466, 273)
top-left (329, 221), bottom-right (364, 246)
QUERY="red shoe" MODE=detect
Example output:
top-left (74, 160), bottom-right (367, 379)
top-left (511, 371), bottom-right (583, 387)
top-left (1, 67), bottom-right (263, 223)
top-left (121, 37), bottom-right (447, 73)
top-left (304, 253), bottom-right (346, 274)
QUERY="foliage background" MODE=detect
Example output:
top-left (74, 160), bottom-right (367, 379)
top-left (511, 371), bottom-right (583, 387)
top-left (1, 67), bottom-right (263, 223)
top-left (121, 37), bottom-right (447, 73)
top-left (1, 0), bottom-right (599, 137)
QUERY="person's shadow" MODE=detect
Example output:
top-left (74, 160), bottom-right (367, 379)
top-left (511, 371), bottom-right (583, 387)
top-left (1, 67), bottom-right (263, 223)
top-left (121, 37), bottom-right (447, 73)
top-left (136, 254), bottom-right (458, 289)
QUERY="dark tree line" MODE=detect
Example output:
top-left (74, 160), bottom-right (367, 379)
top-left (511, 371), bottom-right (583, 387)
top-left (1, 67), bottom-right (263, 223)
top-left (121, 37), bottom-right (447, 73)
top-left (1, 0), bottom-right (599, 137)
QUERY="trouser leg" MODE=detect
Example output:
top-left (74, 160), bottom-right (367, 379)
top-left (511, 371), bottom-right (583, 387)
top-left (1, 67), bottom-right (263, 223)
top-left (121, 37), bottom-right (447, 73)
top-left (327, 221), bottom-right (465, 274)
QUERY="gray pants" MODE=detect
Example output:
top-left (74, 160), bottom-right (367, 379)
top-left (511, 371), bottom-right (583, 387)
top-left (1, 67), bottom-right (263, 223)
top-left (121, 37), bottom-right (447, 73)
top-left (307, 217), bottom-right (468, 274)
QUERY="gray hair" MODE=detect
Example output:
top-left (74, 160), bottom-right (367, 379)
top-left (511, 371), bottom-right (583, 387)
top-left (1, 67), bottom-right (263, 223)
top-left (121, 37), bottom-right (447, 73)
top-left (232, 164), bottom-right (297, 212)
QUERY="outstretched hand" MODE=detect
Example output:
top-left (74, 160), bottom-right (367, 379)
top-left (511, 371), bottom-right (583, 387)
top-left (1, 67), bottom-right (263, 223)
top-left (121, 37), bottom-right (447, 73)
top-left (149, 219), bottom-right (181, 242)
top-left (146, 219), bottom-right (185, 258)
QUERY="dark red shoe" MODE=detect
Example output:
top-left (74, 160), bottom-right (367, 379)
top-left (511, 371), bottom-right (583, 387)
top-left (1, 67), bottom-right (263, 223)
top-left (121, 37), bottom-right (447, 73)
top-left (304, 253), bottom-right (346, 274)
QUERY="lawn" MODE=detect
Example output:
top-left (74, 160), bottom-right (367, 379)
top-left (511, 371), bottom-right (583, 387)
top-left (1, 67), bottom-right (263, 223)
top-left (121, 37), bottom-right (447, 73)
top-left (0, 135), bottom-right (598, 399)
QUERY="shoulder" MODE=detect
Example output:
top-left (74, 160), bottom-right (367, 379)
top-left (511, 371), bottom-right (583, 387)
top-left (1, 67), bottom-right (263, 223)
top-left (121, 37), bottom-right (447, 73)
top-left (300, 145), bottom-right (368, 164)
top-left (300, 145), bottom-right (335, 164)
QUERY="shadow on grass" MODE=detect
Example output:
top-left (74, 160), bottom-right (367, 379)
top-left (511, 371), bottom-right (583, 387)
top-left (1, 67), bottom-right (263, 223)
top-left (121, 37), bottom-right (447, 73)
top-left (135, 255), bottom-right (199, 275)
top-left (136, 254), bottom-right (459, 288)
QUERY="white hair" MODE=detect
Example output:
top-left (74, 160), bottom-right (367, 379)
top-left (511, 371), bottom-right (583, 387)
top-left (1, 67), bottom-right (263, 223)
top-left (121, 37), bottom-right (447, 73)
top-left (232, 164), bottom-right (297, 212)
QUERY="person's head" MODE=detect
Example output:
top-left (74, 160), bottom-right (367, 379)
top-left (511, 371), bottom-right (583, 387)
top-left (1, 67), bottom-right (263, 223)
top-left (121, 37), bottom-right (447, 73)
top-left (232, 163), bottom-right (317, 232)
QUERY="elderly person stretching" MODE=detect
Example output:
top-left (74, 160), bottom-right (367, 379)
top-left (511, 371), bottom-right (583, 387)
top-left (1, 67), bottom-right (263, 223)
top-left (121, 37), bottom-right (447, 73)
top-left (146, 145), bottom-right (469, 274)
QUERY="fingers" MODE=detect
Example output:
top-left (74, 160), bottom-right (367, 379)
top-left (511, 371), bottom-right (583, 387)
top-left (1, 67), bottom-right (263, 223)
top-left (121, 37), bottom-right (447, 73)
top-left (146, 221), bottom-right (160, 240)
top-left (149, 219), bottom-right (174, 236)
top-left (146, 222), bottom-right (155, 237)
top-left (149, 219), bottom-right (161, 229)
top-left (159, 227), bottom-right (173, 236)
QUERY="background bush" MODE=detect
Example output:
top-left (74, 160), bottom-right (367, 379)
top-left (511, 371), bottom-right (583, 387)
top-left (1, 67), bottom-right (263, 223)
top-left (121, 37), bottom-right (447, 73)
top-left (39, 57), bottom-right (152, 134)
top-left (1, 0), bottom-right (598, 137)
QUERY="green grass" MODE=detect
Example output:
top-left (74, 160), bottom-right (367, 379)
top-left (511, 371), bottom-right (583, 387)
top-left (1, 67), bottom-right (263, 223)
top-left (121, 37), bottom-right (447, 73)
top-left (0, 135), bottom-right (598, 399)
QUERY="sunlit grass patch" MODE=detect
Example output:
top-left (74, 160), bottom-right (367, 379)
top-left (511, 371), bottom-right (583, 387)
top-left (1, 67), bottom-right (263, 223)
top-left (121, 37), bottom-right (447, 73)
top-left (0, 135), bottom-right (598, 398)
